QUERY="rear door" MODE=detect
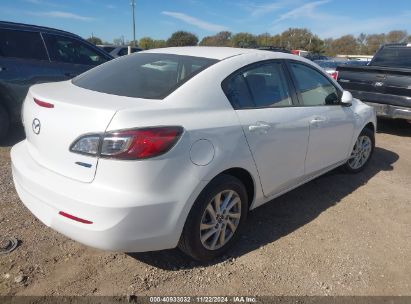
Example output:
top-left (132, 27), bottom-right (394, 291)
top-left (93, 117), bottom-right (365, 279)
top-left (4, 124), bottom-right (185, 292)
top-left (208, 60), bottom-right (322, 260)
top-left (0, 28), bottom-right (62, 120)
top-left (287, 61), bottom-right (355, 175)
top-left (42, 33), bottom-right (110, 79)
top-left (222, 60), bottom-right (309, 198)
top-left (384, 72), bottom-right (411, 103)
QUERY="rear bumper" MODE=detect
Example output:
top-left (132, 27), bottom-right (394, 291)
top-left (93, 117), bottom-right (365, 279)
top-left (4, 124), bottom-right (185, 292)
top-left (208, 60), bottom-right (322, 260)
top-left (11, 140), bottom-right (205, 252)
top-left (364, 102), bottom-right (411, 120)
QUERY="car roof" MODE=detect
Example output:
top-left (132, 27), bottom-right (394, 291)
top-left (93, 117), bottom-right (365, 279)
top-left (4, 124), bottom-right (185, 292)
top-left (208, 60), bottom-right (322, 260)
top-left (99, 45), bottom-right (141, 50)
top-left (0, 21), bottom-right (80, 38)
top-left (143, 46), bottom-right (300, 60)
top-left (383, 43), bottom-right (411, 48)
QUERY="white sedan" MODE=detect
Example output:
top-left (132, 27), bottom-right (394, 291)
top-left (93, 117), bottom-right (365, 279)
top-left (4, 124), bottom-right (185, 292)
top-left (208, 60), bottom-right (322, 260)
top-left (11, 47), bottom-right (376, 261)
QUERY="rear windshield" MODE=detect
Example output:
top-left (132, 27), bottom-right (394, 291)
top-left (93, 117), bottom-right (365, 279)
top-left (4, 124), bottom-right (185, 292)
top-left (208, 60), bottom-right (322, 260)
top-left (72, 53), bottom-right (218, 99)
top-left (371, 47), bottom-right (411, 68)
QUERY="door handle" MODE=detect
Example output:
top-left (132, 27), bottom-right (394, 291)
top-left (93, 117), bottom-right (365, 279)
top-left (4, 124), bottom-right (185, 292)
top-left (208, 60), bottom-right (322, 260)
top-left (249, 121), bottom-right (271, 134)
top-left (0, 67), bottom-right (7, 72)
top-left (310, 117), bottom-right (326, 128)
top-left (310, 118), bottom-right (325, 124)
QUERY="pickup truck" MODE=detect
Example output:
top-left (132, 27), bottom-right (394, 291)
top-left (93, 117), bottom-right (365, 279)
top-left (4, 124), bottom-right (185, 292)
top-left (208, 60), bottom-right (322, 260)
top-left (337, 43), bottom-right (411, 120)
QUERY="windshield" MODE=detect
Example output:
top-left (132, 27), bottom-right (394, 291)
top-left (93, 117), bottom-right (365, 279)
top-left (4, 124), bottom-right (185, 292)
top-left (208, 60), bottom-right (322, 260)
top-left (371, 47), bottom-right (411, 68)
top-left (73, 53), bottom-right (218, 99)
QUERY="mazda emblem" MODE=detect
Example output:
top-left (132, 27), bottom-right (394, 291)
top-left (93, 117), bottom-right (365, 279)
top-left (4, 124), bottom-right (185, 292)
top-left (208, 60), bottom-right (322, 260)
top-left (32, 118), bottom-right (41, 135)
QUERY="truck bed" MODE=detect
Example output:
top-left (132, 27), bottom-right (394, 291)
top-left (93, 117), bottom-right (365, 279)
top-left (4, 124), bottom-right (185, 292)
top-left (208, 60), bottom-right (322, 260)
top-left (337, 65), bottom-right (411, 109)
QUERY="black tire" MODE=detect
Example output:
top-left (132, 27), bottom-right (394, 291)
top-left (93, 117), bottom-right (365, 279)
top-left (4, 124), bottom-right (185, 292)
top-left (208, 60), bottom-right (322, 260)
top-left (342, 127), bottom-right (375, 173)
top-left (178, 174), bottom-right (248, 261)
top-left (0, 104), bottom-right (10, 142)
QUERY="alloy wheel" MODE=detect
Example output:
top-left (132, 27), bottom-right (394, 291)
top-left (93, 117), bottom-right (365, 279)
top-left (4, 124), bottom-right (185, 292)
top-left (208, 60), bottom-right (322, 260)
top-left (348, 135), bottom-right (372, 170)
top-left (199, 190), bottom-right (242, 250)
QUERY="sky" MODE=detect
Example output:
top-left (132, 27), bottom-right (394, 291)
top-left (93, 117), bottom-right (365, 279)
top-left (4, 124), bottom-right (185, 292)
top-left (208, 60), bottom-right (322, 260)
top-left (1, 0), bottom-right (411, 43)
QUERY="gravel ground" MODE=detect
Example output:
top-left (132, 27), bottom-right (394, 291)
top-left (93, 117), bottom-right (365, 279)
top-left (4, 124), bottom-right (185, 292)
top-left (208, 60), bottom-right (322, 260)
top-left (0, 119), bottom-right (410, 296)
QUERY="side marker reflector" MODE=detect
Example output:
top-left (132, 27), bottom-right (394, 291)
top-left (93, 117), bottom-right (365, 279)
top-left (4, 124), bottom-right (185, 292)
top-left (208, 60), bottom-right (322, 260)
top-left (59, 211), bottom-right (93, 224)
top-left (34, 98), bottom-right (54, 108)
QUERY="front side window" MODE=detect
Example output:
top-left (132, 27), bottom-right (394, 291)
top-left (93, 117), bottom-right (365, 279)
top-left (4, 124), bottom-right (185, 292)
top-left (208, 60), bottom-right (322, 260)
top-left (43, 33), bottom-right (107, 66)
top-left (223, 61), bottom-right (293, 109)
top-left (73, 53), bottom-right (218, 99)
top-left (0, 29), bottom-right (47, 60)
top-left (290, 63), bottom-right (339, 106)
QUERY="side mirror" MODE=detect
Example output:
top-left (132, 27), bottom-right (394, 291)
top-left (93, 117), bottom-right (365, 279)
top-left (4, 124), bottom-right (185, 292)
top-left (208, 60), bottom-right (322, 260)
top-left (340, 90), bottom-right (353, 107)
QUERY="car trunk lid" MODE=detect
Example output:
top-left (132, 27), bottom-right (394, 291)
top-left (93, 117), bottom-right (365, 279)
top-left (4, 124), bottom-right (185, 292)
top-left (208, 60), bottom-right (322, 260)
top-left (23, 81), bottom-right (130, 183)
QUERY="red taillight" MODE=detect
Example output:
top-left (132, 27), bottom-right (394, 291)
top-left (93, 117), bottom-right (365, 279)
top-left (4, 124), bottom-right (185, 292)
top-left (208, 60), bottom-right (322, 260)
top-left (330, 71), bottom-right (339, 80)
top-left (102, 127), bottom-right (183, 159)
top-left (70, 126), bottom-right (184, 160)
top-left (34, 98), bottom-right (54, 108)
top-left (58, 211), bottom-right (93, 224)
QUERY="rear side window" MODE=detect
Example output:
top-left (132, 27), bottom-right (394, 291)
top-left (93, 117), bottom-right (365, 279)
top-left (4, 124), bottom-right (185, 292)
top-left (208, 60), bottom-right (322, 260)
top-left (222, 61), bottom-right (292, 109)
top-left (222, 74), bottom-right (254, 108)
top-left (371, 47), bottom-right (411, 68)
top-left (73, 53), bottom-right (218, 99)
top-left (0, 29), bottom-right (47, 60)
top-left (43, 33), bottom-right (107, 66)
top-left (290, 63), bottom-right (339, 106)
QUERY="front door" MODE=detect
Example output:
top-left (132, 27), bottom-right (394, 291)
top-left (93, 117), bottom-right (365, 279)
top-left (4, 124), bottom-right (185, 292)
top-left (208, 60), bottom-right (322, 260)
top-left (287, 62), bottom-right (356, 174)
top-left (41, 33), bottom-right (109, 80)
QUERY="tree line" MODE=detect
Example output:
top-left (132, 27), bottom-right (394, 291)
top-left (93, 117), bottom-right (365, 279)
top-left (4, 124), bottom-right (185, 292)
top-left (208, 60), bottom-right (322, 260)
top-left (87, 28), bottom-right (410, 56)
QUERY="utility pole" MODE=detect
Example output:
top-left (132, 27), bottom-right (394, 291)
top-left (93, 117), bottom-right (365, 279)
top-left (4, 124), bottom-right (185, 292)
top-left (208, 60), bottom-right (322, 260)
top-left (131, 0), bottom-right (136, 46)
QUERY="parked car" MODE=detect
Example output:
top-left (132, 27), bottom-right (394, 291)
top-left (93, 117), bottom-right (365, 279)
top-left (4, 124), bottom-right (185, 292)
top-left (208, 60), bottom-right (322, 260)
top-left (97, 45), bottom-right (143, 58)
top-left (315, 59), bottom-right (369, 80)
top-left (345, 60), bottom-right (369, 67)
top-left (0, 21), bottom-right (113, 140)
top-left (304, 54), bottom-right (329, 61)
top-left (97, 45), bottom-right (117, 53)
top-left (315, 60), bottom-right (348, 79)
top-left (291, 49), bottom-right (309, 57)
top-left (337, 43), bottom-right (411, 120)
top-left (11, 47), bottom-right (376, 261)
top-left (258, 46), bottom-right (291, 54)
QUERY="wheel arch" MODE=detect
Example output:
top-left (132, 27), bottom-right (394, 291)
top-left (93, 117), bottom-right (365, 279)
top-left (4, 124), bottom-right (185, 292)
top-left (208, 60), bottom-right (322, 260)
top-left (211, 167), bottom-right (256, 211)
top-left (364, 121), bottom-right (375, 133)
